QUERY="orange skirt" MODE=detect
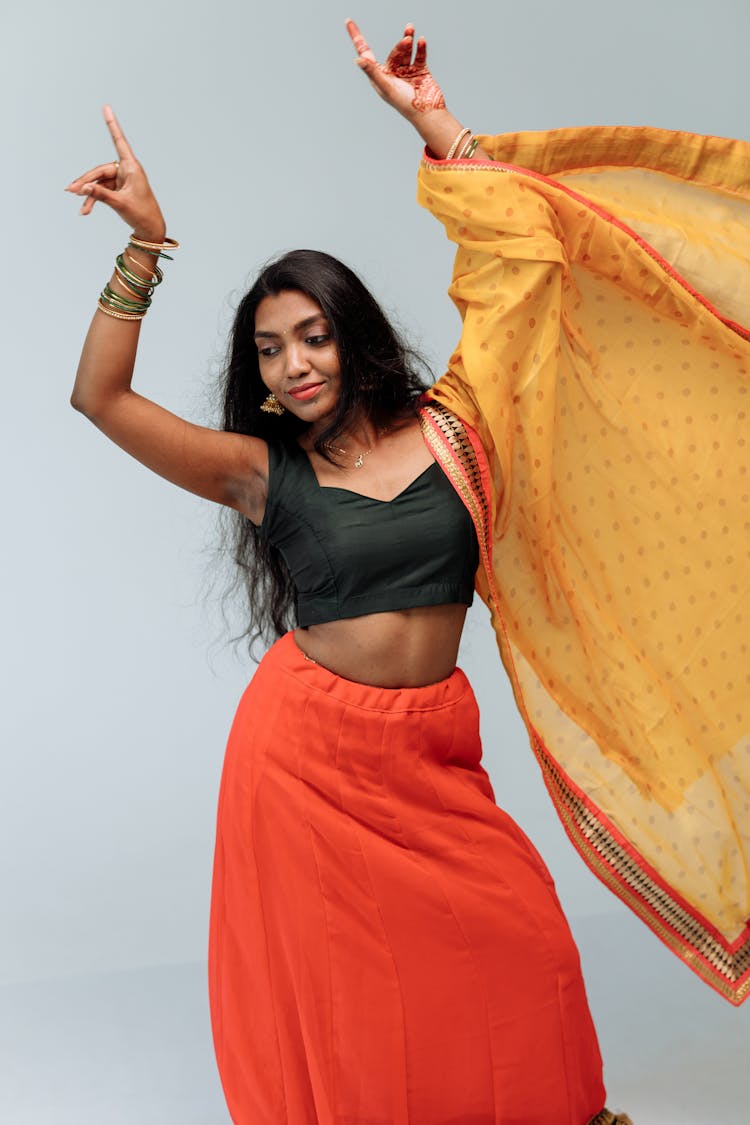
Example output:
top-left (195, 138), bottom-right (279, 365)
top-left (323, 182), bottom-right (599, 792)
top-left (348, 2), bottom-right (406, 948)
top-left (208, 633), bottom-right (606, 1124)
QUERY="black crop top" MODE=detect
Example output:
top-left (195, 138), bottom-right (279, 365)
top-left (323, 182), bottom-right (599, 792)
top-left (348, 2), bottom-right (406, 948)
top-left (259, 439), bottom-right (479, 627)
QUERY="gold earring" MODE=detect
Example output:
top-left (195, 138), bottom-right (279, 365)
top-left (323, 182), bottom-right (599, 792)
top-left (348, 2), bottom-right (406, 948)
top-left (260, 393), bottom-right (285, 416)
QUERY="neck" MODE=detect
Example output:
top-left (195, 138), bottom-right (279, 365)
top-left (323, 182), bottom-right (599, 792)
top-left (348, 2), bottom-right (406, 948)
top-left (309, 413), bottom-right (380, 450)
top-left (343, 419), bottom-right (379, 448)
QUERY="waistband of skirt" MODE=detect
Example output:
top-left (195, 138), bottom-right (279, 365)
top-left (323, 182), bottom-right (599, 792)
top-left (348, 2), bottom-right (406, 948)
top-left (258, 632), bottom-right (473, 714)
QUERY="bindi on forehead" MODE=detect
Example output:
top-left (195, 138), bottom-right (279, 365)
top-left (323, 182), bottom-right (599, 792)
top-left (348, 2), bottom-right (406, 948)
top-left (254, 313), bottom-right (329, 340)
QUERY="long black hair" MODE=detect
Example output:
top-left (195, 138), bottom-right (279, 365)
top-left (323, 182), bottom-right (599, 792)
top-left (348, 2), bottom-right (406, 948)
top-left (219, 249), bottom-right (432, 656)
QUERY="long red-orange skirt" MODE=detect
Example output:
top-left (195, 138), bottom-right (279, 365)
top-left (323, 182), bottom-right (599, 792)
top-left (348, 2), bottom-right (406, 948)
top-left (208, 632), bottom-right (606, 1124)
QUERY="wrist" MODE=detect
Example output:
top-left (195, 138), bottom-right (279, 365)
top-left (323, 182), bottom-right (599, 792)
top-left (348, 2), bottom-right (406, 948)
top-left (132, 229), bottom-right (167, 244)
top-left (132, 214), bottom-right (167, 243)
top-left (410, 108), bottom-right (464, 159)
top-left (407, 104), bottom-right (452, 134)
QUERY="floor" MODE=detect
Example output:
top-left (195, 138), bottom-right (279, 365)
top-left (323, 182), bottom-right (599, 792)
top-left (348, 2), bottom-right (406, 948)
top-left (1, 912), bottom-right (746, 1124)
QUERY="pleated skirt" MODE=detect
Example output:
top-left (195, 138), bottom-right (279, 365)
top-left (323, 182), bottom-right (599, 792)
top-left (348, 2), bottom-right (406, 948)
top-left (208, 632), bottom-right (606, 1124)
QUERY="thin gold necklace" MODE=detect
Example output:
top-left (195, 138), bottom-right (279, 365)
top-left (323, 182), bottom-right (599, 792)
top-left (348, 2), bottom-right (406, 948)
top-left (325, 425), bottom-right (390, 469)
top-left (325, 443), bottom-right (372, 469)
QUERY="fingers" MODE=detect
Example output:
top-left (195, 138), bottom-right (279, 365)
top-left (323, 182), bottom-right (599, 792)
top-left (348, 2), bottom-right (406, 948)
top-left (65, 161), bottom-right (119, 192)
top-left (65, 104), bottom-right (130, 217)
top-left (414, 36), bottom-right (427, 69)
top-left (399, 24), bottom-right (416, 62)
top-left (77, 180), bottom-right (120, 217)
top-left (384, 27), bottom-right (418, 73)
top-left (103, 104), bottom-right (136, 161)
top-left (345, 18), bottom-right (377, 62)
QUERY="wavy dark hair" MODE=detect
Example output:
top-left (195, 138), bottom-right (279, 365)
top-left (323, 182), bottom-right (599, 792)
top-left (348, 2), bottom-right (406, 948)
top-left (219, 249), bottom-right (432, 657)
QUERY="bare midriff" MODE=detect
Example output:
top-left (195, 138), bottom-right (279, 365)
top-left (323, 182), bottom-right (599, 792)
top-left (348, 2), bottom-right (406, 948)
top-left (294, 603), bottom-right (469, 688)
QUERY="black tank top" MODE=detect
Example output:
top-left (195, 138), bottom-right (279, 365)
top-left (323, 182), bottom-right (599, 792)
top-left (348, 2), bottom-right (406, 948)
top-left (259, 439), bottom-right (479, 627)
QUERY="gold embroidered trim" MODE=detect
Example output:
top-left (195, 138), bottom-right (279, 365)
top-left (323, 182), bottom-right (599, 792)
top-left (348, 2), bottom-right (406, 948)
top-left (419, 398), bottom-right (750, 1007)
top-left (420, 158), bottom-right (511, 175)
top-left (419, 402), bottom-right (492, 579)
top-left (533, 734), bottom-right (750, 1005)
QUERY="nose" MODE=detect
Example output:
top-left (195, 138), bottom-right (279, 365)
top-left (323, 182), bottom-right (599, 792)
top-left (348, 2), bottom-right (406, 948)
top-left (284, 340), bottom-right (312, 378)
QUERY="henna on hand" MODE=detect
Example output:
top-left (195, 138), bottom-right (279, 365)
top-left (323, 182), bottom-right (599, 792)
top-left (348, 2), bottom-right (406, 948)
top-left (347, 20), bottom-right (446, 118)
top-left (383, 28), bottom-right (446, 114)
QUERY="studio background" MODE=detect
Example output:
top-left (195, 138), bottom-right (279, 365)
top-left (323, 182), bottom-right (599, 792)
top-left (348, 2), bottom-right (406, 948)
top-left (3, 0), bottom-right (748, 1121)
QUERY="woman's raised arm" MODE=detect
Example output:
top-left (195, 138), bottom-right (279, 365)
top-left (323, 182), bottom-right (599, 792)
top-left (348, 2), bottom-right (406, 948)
top-left (67, 106), bottom-right (267, 523)
top-left (345, 20), bottom-right (491, 161)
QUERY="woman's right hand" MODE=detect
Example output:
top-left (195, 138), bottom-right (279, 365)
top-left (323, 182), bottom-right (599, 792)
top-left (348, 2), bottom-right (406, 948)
top-left (346, 20), bottom-right (447, 123)
top-left (65, 105), bottom-right (166, 241)
top-left (345, 20), bottom-right (489, 162)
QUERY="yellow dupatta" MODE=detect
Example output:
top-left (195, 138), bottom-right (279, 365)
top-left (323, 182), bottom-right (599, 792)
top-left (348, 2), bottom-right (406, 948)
top-left (417, 126), bottom-right (750, 1005)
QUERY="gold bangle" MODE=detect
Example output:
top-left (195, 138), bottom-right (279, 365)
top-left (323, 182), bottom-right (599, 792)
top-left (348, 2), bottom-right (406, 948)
top-left (112, 271), bottom-right (145, 300)
top-left (113, 258), bottom-right (153, 298)
top-left (115, 253), bottom-right (161, 291)
top-left (129, 234), bottom-right (180, 253)
top-left (446, 127), bottom-right (471, 160)
top-left (122, 247), bottom-right (156, 281)
top-left (113, 267), bottom-right (154, 298)
top-left (97, 299), bottom-right (145, 321)
top-left (456, 133), bottom-right (476, 159)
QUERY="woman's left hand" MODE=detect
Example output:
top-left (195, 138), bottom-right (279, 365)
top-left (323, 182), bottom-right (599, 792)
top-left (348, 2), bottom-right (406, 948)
top-left (346, 20), bottom-right (446, 122)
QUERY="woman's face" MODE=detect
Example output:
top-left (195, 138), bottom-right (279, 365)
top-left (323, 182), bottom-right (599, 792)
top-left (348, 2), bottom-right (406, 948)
top-left (254, 290), bottom-right (342, 426)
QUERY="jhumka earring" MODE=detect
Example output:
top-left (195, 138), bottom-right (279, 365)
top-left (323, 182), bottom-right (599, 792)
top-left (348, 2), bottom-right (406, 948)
top-left (260, 393), bottom-right (285, 416)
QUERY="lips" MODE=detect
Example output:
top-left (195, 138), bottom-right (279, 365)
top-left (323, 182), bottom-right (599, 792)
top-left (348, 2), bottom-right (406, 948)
top-left (288, 382), bottom-right (324, 401)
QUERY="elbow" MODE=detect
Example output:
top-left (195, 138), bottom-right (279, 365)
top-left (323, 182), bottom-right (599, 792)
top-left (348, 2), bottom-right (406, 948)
top-left (70, 389), bottom-right (95, 419)
top-left (70, 389), bottom-right (108, 423)
top-left (69, 389), bottom-right (86, 414)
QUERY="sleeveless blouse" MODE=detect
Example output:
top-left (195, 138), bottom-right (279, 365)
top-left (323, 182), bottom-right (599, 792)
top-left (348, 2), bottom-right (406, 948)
top-left (259, 438), bottom-right (479, 626)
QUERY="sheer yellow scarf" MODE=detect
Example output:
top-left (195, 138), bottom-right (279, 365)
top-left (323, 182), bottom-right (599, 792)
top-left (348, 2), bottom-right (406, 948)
top-left (417, 126), bottom-right (750, 1005)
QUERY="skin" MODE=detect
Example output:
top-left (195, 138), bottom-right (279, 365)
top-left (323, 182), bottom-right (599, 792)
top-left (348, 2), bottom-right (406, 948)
top-left (346, 20), bottom-right (491, 160)
top-left (68, 23), bottom-right (487, 688)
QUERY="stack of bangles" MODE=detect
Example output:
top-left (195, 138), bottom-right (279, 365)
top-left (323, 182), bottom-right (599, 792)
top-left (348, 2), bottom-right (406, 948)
top-left (97, 234), bottom-right (180, 321)
top-left (446, 127), bottom-right (480, 161)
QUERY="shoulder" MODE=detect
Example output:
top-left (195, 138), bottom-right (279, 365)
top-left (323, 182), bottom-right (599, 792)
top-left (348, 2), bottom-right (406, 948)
top-left (257, 437), bottom-right (311, 534)
top-left (266, 435), bottom-right (307, 477)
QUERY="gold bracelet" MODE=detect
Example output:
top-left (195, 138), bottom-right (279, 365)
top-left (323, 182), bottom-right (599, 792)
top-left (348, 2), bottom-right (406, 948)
top-left (97, 299), bottom-right (145, 321)
top-left (456, 133), bottom-right (476, 159)
top-left (129, 234), bottom-right (180, 253)
top-left (111, 270), bottom-right (146, 300)
top-left (122, 247), bottom-right (156, 281)
top-left (114, 255), bottom-right (154, 297)
top-left (446, 127), bottom-right (471, 160)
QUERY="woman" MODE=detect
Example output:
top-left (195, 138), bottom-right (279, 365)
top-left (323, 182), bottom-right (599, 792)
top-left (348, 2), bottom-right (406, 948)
top-left (67, 18), bottom-right (748, 1125)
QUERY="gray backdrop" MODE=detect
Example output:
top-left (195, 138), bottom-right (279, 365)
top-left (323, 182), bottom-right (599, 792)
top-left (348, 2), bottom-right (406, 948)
top-left (4, 0), bottom-right (749, 1120)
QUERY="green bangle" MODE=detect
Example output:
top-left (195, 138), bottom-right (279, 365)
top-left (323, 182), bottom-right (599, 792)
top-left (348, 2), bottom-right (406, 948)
top-left (101, 283), bottom-right (151, 313)
top-left (113, 267), bottom-right (153, 299)
top-left (103, 281), bottom-right (151, 306)
top-left (115, 254), bottom-right (162, 292)
top-left (117, 251), bottom-right (163, 284)
top-left (463, 137), bottom-right (480, 160)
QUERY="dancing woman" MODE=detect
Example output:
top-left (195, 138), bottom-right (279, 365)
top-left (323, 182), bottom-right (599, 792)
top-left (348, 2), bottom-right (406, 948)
top-left (66, 17), bottom-right (749, 1124)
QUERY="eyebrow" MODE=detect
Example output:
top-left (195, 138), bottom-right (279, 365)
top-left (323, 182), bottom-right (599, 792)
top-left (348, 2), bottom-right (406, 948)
top-left (253, 314), bottom-right (328, 340)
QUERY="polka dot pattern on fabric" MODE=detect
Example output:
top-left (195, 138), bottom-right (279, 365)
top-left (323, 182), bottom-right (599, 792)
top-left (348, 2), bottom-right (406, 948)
top-left (418, 130), bottom-right (750, 984)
